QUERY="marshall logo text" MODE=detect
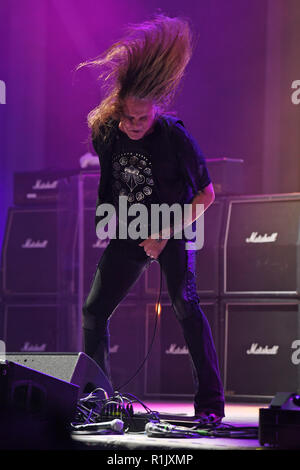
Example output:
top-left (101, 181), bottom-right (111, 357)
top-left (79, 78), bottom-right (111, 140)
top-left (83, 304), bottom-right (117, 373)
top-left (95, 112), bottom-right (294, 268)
top-left (32, 179), bottom-right (58, 190)
top-left (165, 344), bottom-right (189, 355)
top-left (246, 343), bottom-right (279, 355)
top-left (245, 232), bottom-right (278, 243)
top-left (21, 342), bottom-right (47, 352)
top-left (22, 239), bottom-right (48, 249)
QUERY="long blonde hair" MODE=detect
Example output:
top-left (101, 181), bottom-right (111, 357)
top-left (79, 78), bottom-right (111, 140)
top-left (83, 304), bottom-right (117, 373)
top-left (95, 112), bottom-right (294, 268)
top-left (77, 13), bottom-right (193, 140)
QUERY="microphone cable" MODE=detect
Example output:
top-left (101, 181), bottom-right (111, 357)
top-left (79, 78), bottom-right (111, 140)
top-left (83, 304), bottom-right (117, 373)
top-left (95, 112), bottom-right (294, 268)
top-left (116, 258), bottom-right (163, 392)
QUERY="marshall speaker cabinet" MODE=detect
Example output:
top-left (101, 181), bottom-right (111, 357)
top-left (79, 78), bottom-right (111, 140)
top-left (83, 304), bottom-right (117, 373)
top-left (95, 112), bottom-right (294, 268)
top-left (221, 299), bottom-right (300, 400)
top-left (105, 301), bottom-right (146, 397)
top-left (1, 302), bottom-right (78, 353)
top-left (206, 158), bottom-right (245, 196)
top-left (221, 193), bottom-right (300, 297)
top-left (144, 299), bottom-right (220, 398)
top-left (1, 207), bottom-right (61, 297)
top-left (2, 171), bottom-right (145, 298)
top-left (143, 197), bottom-right (227, 298)
top-left (13, 169), bottom-right (78, 206)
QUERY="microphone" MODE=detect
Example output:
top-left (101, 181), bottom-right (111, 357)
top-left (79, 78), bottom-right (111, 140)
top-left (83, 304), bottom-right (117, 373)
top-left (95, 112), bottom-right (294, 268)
top-left (145, 421), bottom-right (180, 436)
top-left (145, 421), bottom-right (203, 438)
top-left (146, 422), bottom-right (175, 432)
top-left (72, 419), bottom-right (124, 433)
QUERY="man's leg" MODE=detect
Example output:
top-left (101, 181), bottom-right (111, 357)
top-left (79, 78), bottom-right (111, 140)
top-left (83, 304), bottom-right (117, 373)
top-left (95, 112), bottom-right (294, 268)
top-left (82, 238), bottom-right (149, 382)
top-left (158, 238), bottom-right (225, 417)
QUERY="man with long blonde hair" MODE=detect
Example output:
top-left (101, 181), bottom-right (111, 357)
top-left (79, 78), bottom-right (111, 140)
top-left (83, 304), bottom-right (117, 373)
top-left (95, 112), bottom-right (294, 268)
top-left (78, 14), bottom-right (224, 422)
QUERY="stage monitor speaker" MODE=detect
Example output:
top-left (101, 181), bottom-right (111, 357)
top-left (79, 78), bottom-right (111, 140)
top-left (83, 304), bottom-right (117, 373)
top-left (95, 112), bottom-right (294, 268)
top-left (0, 359), bottom-right (80, 450)
top-left (259, 392), bottom-right (300, 449)
top-left (5, 352), bottom-right (113, 400)
top-left (268, 392), bottom-right (300, 409)
top-left (144, 300), bottom-right (219, 397)
top-left (0, 360), bottom-right (79, 420)
top-left (221, 299), bottom-right (300, 400)
top-left (143, 198), bottom-right (226, 298)
top-left (222, 193), bottom-right (300, 297)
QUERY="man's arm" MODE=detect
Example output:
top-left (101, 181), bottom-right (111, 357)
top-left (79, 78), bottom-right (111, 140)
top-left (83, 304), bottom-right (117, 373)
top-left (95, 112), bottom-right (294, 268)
top-left (159, 182), bottom-right (215, 239)
top-left (183, 182), bottom-right (215, 229)
top-left (138, 183), bottom-right (215, 258)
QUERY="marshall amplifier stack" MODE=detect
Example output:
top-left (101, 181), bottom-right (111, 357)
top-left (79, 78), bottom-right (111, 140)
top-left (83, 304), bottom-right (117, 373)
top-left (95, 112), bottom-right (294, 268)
top-left (219, 193), bottom-right (300, 401)
top-left (2, 164), bottom-right (300, 403)
top-left (143, 191), bottom-right (300, 402)
top-left (0, 170), bottom-right (86, 357)
top-left (0, 168), bottom-right (151, 399)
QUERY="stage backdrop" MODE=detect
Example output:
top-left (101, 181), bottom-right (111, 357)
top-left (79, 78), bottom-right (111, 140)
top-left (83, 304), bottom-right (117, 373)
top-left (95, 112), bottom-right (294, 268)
top-left (0, 0), bottom-right (300, 248)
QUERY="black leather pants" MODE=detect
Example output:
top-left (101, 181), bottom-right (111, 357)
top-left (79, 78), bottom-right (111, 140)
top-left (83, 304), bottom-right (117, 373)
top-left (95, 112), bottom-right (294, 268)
top-left (82, 237), bottom-right (224, 417)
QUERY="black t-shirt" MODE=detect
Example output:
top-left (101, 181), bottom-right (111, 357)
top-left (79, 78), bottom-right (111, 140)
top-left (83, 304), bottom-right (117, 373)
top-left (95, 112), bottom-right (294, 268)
top-left (104, 118), bottom-right (211, 240)
top-left (110, 125), bottom-right (161, 239)
top-left (111, 127), bottom-right (159, 206)
top-left (169, 120), bottom-right (212, 197)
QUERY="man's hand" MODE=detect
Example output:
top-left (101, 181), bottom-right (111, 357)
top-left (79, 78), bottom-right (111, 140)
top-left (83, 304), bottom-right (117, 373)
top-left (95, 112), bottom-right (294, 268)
top-left (138, 235), bottom-right (168, 259)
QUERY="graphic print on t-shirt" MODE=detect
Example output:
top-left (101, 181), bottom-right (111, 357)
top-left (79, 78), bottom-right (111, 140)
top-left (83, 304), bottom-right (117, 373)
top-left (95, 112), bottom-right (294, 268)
top-left (111, 151), bottom-right (156, 207)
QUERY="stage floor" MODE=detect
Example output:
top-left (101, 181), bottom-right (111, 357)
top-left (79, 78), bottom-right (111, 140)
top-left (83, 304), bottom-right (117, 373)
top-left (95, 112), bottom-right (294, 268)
top-left (71, 400), bottom-right (268, 452)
